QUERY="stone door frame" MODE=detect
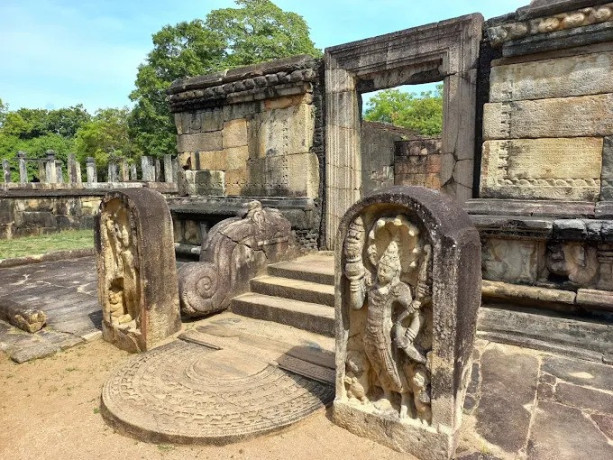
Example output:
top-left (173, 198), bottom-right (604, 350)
top-left (324, 14), bottom-right (483, 249)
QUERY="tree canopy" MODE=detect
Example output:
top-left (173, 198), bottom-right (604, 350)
top-left (129, 0), bottom-right (321, 157)
top-left (363, 85), bottom-right (443, 137)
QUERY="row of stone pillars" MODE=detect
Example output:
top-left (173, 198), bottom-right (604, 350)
top-left (2, 151), bottom-right (179, 185)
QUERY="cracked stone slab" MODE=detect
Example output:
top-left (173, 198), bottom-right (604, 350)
top-left (542, 355), bottom-right (613, 392)
top-left (528, 401), bottom-right (613, 460)
top-left (474, 347), bottom-right (539, 454)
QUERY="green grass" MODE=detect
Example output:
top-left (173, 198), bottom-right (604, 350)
top-left (0, 229), bottom-right (94, 259)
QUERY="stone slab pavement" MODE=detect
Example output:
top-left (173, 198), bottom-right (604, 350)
top-left (457, 339), bottom-right (613, 460)
top-left (0, 256), bottom-right (101, 363)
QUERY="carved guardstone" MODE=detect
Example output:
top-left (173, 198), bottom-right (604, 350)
top-left (178, 200), bottom-right (295, 316)
top-left (334, 186), bottom-right (481, 460)
top-left (96, 189), bottom-right (181, 352)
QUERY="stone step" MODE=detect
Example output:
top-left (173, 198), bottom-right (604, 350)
top-left (231, 293), bottom-right (335, 337)
top-left (250, 275), bottom-right (335, 307)
top-left (267, 254), bottom-right (334, 286)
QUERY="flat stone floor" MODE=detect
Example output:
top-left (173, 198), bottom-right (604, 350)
top-left (0, 256), bottom-right (101, 362)
top-left (1, 256), bottom-right (613, 458)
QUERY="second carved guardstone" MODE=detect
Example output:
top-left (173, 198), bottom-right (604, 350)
top-left (334, 186), bottom-right (481, 460)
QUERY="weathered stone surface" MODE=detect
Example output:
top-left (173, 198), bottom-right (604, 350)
top-left (178, 201), bottom-right (295, 317)
top-left (576, 288), bottom-right (613, 310)
top-left (482, 239), bottom-right (544, 284)
top-left (177, 132), bottom-right (223, 153)
top-left (528, 401), bottom-right (613, 460)
top-left (475, 347), bottom-right (538, 454)
top-left (484, 94), bottom-right (613, 140)
top-left (482, 280), bottom-right (576, 305)
top-left (478, 305), bottom-right (613, 360)
top-left (251, 102), bottom-right (314, 158)
top-left (491, 52), bottom-right (613, 102)
top-left (542, 355), bottom-right (613, 391)
top-left (591, 414), bottom-right (613, 440)
top-left (102, 329), bottom-right (334, 443)
top-left (334, 186), bottom-right (481, 459)
top-left (480, 138), bottom-right (603, 200)
top-left (554, 381), bottom-right (613, 413)
top-left (223, 118), bottom-right (248, 149)
top-left (181, 170), bottom-right (225, 196)
top-left (601, 136), bottom-right (613, 200)
top-left (96, 189), bottom-right (181, 352)
top-left (197, 150), bottom-right (227, 171)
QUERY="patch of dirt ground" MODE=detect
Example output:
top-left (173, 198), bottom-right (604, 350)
top-left (0, 340), bottom-right (412, 460)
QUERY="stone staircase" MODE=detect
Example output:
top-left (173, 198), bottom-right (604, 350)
top-left (231, 253), bottom-right (336, 337)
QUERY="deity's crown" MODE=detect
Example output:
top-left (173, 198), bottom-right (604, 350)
top-left (379, 239), bottom-right (401, 272)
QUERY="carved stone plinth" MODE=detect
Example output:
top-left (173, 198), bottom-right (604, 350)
top-left (334, 186), bottom-right (481, 460)
top-left (96, 189), bottom-right (181, 352)
top-left (178, 200), bottom-right (295, 317)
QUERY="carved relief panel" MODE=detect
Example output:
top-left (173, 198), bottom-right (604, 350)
top-left (96, 189), bottom-right (181, 352)
top-left (334, 186), bottom-right (481, 459)
top-left (342, 214), bottom-right (433, 423)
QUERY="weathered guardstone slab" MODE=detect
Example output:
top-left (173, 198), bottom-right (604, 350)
top-left (481, 138), bottom-right (603, 200)
top-left (484, 94), bottom-right (613, 140)
top-left (490, 52), bottom-right (613, 102)
top-left (96, 189), bottom-right (182, 352)
top-left (334, 186), bottom-right (481, 460)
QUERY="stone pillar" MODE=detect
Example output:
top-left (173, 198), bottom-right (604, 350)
top-left (96, 188), bottom-right (182, 352)
top-left (45, 150), bottom-right (57, 184)
top-left (2, 159), bottom-right (10, 183)
top-left (18, 151), bottom-right (28, 184)
top-left (155, 158), bottom-right (162, 182)
top-left (38, 160), bottom-right (46, 183)
top-left (68, 154), bottom-right (82, 184)
top-left (141, 156), bottom-right (155, 182)
top-left (172, 158), bottom-right (179, 183)
top-left (334, 186), bottom-right (481, 460)
top-left (86, 157), bottom-right (97, 184)
top-left (56, 163), bottom-right (64, 184)
top-left (120, 159), bottom-right (129, 182)
top-left (108, 161), bottom-right (119, 183)
top-left (130, 163), bottom-right (138, 181)
top-left (163, 155), bottom-right (174, 183)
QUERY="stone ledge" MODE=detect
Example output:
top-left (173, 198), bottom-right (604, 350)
top-left (465, 199), bottom-right (595, 218)
top-left (488, 2), bottom-right (613, 48)
top-left (167, 55), bottom-right (320, 112)
top-left (0, 248), bottom-right (95, 269)
top-left (483, 280), bottom-right (613, 313)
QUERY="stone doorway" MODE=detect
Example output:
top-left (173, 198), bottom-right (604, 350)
top-left (323, 14), bottom-right (483, 249)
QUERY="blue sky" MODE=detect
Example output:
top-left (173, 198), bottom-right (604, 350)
top-left (0, 0), bottom-right (526, 113)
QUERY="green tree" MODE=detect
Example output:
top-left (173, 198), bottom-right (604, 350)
top-left (74, 108), bottom-right (139, 169)
top-left (363, 85), bottom-right (443, 137)
top-left (129, 0), bottom-right (321, 157)
top-left (0, 104), bottom-right (92, 181)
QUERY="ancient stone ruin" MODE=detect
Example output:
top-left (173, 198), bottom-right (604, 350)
top-left (96, 189), bottom-right (181, 352)
top-left (335, 186), bottom-right (481, 459)
top-left (178, 200), bottom-right (295, 316)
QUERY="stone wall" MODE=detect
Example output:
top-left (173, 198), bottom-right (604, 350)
top-left (168, 55), bottom-right (323, 250)
top-left (0, 183), bottom-right (178, 239)
top-left (470, 0), bottom-right (613, 314)
top-left (360, 122), bottom-right (418, 195)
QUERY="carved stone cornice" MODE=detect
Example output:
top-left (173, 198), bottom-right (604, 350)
top-left (166, 55), bottom-right (320, 112)
top-left (487, 2), bottom-right (613, 47)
